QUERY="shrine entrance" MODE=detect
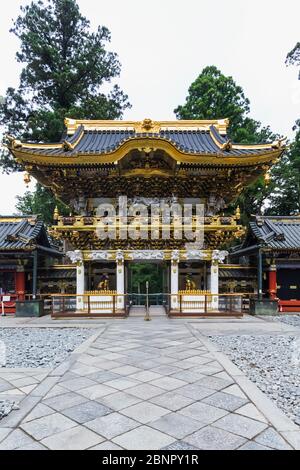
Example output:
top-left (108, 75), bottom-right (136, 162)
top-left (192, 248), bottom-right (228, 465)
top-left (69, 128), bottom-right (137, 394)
top-left (126, 261), bottom-right (169, 306)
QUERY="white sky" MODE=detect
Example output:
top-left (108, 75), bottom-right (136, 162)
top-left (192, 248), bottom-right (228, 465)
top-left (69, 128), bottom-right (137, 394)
top-left (0, 0), bottom-right (299, 214)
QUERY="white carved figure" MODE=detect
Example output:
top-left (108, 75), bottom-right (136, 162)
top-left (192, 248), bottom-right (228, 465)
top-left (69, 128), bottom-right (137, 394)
top-left (171, 250), bottom-right (180, 263)
top-left (116, 250), bottom-right (124, 263)
top-left (67, 250), bottom-right (83, 263)
top-left (89, 251), bottom-right (110, 261)
top-left (212, 250), bottom-right (228, 263)
top-left (129, 250), bottom-right (165, 260)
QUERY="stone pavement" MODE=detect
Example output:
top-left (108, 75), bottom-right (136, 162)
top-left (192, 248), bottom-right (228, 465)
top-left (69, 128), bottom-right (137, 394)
top-left (0, 316), bottom-right (299, 450)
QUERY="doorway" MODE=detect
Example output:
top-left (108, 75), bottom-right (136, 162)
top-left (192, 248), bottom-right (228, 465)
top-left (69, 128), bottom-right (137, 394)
top-left (126, 262), bottom-right (168, 306)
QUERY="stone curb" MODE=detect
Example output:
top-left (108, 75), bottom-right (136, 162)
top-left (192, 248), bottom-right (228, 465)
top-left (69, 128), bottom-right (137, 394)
top-left (188, 322), bottom-right (300, 450)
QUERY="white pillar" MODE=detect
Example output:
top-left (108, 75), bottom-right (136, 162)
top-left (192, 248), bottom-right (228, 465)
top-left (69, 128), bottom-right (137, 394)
top-left (76, 260), bottom-right (85, 311)
top-left (210, 260), bottom-right (219, 310)
top-left (116, 255), bottom-right (125, 310)
top-left (171, 257), bottom-right (179, 310)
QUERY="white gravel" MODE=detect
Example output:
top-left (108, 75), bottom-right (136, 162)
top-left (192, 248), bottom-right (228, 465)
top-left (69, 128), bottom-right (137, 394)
top-left (209, 333), bottom-right (300, 426)
top-left (0, 400), bottom-right (18, 420)
top-left (273, 315), bottom-right (300, 329)
top-left (0, 328), bottom-right (94, 368)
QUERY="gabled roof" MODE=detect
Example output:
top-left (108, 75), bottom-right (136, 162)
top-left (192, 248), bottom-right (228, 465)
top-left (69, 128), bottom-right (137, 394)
top-left (5, 118), bottom-right (286, 166)
top-left (248, 216), bottom-right (300, 250)
top-left (0, 216), bottom-right (61, 253)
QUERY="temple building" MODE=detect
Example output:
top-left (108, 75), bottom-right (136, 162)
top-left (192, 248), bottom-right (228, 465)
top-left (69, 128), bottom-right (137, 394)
top-left (230, 215), bottom-right (300, 312)
top-left (6, 118), bottom-right (286, 316)
top-left (0, 216), bottom-right (62, 313)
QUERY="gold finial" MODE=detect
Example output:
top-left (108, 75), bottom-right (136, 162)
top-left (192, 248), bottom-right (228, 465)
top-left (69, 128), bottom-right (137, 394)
top-left (23, 172), bottom-right (31, 188)
top-left (53, 206), bottom-right (59, 221)
top-left (264, 171), bottom-right (271, 185)
top-left (235, 206), bottom-right (241, 220)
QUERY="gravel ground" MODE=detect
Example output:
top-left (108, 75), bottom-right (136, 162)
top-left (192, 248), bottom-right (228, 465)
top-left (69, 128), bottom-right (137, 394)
top-left (273, 315), bottom-right (300, 328)
top-left (209, 334), bottom-right (300, 425)
top-left (0, 400), bottom-right (18, 420)
top-left (0, 328), bottom-right (94, 368)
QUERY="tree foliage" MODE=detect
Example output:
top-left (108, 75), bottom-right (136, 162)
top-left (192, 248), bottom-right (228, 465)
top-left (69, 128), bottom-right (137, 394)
top-left (0, 0), bottom-right (130, 218)
top-left (15, 183), bottom-right (69, 225)
top-left (175, 66), bottom-right (276, 220)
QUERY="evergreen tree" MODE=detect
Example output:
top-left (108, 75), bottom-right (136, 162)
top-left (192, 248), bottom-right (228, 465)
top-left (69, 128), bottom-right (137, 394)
top-left (0, 0), bottom-right (130, 217)
top-left (174, 66), bottom-right (276, 220)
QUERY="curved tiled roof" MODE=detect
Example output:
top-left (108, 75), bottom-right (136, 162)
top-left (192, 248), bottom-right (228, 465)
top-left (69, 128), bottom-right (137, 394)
top-left (249, 216), bottom-right (300, 250)
top-left (12, 126), bottom-right (277, 158)
top-left (0, 216), bottom-right (58, 251)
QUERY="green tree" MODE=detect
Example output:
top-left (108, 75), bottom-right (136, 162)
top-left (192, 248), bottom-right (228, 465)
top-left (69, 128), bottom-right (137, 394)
top-left (15, 183), bottom-right (69, 225)
top-left (264, 42), bottom-right (300, 215)
top-left (175, 66), bottom-right (276, 220)
top-left (1, 0), bottom-right (130, 217)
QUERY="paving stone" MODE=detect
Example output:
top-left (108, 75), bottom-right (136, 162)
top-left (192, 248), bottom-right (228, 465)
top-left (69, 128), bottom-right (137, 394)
top-left (223, 384), bottom-right (247, 399)
top-left (77, 383), bottom-right (115, 400)
top-left (62, 401), bottom-right (112, 424)
top-left (254, 428), bottom-right (293, 450)
top-left (236, 403), bottom-right (268, 423)
top-left (111, 366), bottom-right (142, 376)
top-left (44, 392), bottom-right (88, 412)
top-left (195, 375), bottom-right (233, 391)
top-left (129, 371), bottom-right (163, 382)
top-left (150, 391), bottom-right (194, 411)
top-left (151, 365), bottom-right (183, 376)
top-left (150, 412), bottom-right (202, 439)
top-left (149, 376), bottom-right (187, 391)
top-left (59, 377), bottom-right (97, 391)
top-left (0, 428), bottom-right (11, 443)
top-left (179, 402), bottom-right (228, 424)
top-left (213, 371), bottom-right (234, 383)
top-left (17, 442), bottom-right (47, 450)
top-left (42, 425), bottom-right (104, 450)
top-left (89, 441), bottom-right (123, 450)
top-left (214, 414), bottom-right (268, 439)
top-left (0, 429), bottom-right (36, 450)
top-left (171, 370), bottom-right (205, 383)
top-left (185, 425), bottom-right (246, 450)
top-left (31, 377), bottom-right (60, 397)
top-left (86, 412), bottom-right (138, 439)
top-left (112, 425), bottom-right (175, 450)
top-left (97, 391), bottom-right (142, 411)
top-left (11, 377), bottom-right (38, 388)
top-left (121, 402), bottom-right (170, 424)
top-left (202, 391), bottom-right (248, 412)
top-left (0, 396), bottom-right (40, 428)
top-left (23, 403), bottom-right (55, 423)
top-left (238, 441), bottom-right (271, 450)
top-left (43, 384), bottom-right (68, 400)
top-left (72, 365), bottom-right (100, 376)
top-left (20, 412), bottom-right (77, 440)
top-left (162, 441), bottom-right (199, 450)
top-left (104, 378), bottom-right (140, 391)
top-left (86, 371), bottom-right (121, 383)
top-left (126, 383), bottom-right (165, 400)
top-left (176, 383), bottom-right (215, 400)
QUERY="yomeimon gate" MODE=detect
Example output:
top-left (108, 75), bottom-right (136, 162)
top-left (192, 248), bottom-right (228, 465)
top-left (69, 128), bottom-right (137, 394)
top-left (7, 118), bottom-right (285, 316)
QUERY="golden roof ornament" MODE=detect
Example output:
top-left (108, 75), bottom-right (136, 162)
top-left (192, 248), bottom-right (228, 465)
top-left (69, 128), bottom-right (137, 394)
top-left (271, 137), bottom-right (287, 150)
top-left (235, 206), bottom-right (241, 220)
top-left (137, 119), bottom-right (160, 133)
top-left (53, 206), bottom-right (59, 222)
top-left (23, 172), bottom-right (31, 188)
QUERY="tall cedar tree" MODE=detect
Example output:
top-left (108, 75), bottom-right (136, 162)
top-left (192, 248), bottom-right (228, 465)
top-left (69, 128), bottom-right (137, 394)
top-left (0, 0), bottom-right (130, 223)
top-left (174, 66), bottom-right (277, 224)
top-left (264, 42), bottom-right (300, 216)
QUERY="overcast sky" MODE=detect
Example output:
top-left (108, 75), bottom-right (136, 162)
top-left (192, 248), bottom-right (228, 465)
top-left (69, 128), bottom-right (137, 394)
top-left (0, 0), bottom-right (299, 215)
